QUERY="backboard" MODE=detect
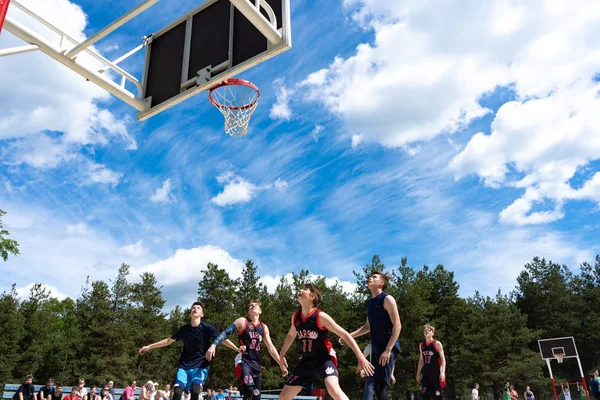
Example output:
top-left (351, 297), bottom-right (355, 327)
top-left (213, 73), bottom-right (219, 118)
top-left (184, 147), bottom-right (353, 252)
top-left (1, 0), bottom-right (290, 122)
top-left (538, 337), bottom-right (578, 360)
top-left (138, 0), bottom-right (291, 120)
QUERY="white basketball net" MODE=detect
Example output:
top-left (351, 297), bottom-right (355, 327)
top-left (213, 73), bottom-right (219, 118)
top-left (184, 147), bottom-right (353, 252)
top-left (556, 353), bottom-right (564, 363)
top-left (209, 82), bottom-right (260, 136)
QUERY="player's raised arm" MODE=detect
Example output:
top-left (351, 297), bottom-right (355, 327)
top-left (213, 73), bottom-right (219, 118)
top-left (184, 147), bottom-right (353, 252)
top-left (262, 324), bottom-right (282, 366)
top-left (318, 311), bottom-right (374, 376)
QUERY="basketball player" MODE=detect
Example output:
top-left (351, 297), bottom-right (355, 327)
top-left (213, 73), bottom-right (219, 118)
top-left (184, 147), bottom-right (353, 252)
top-left (342, 271), bottom-right (401, 400)
top-left (563, 384), bottom-right (572, 400)
top-left (205, 300), bottom-right (281, 400)
top-left (278, 283), bottom-right (374, 400)
top-left (139, 302), bottom-right (239, 400)
top-left (524, 386), bottom-right (535, 400)
top-left (416, 325), bottom-right (447, 400)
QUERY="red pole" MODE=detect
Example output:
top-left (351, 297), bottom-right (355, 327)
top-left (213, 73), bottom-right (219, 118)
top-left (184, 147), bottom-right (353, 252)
top-left (0, 0), bottom-right (10, 33)
top-left (552, 379), bottom-right (559, 400)
top-left (582, 377), bottom-right (590, 400)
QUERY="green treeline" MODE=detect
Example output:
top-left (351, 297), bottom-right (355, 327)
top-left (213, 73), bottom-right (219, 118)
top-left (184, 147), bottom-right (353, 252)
top-left (1, 255), bottom-right (599, 400)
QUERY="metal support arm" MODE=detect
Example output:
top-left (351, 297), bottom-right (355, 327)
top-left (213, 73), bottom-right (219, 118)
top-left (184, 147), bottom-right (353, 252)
top-left (3, 16), bottom-right (148, 111)
top-left (65, 0), bottom-right (159, 58)
top-left (229, 0), bottom-right (282, 45)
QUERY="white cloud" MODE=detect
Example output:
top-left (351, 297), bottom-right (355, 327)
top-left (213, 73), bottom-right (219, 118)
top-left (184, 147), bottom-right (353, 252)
top-left (301, 0), bottom-right (600, 224)
top-left (132, 245), bottom-right (245, 286)
top-left (66, 223), bottom-right (92, 236)
top-left (151, 178), bottom-right (175, 203)
top-left (15, 283), bottom-right (70, 301)
top-left (311, 125), bottom-right (324, 142)
top-left (269, 79), bottom-right (294, 121)
top-left (211, 172), bottom-right (288, 207)
top-left (450, 82), bottom-right (600, 225)
top-left (119, 240), bottom-right (147, 257)
top-left (259, 273), bottom-right (356, 295)
top-left (351, 134), bottom-right (364, 148)
top-left (84, 160), bottom-right (122, 187)
top-left (0, 0), bottom-right (135, 169)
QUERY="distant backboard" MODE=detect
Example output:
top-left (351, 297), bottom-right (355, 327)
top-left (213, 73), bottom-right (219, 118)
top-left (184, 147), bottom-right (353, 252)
top-left (538, 337), bottom-right (578, 360)
top-left (138, 0), bottom-right (291, 120)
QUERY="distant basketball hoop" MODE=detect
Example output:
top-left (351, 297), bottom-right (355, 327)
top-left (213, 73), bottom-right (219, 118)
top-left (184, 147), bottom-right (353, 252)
top-left (555, 353), bottom-right (564, 363)
top-left (208, 78), bottom-right (260, 137)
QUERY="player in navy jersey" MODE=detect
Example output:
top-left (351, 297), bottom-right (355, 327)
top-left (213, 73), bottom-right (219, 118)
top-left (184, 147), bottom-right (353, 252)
top-left (139, 302), bottom-right (239, 400)
top-left (205, 300), bottom-right (281, 400)
top-left (416, 325), bottom-right (447, 400)
top-left (343, 271), bottom-right (401, 400)
top-left (278, 283), bottom-right (374, 400)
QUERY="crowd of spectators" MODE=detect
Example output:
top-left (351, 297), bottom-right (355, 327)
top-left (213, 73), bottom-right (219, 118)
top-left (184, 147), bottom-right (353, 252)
top-left (13, 375), bottom-right (240, 400)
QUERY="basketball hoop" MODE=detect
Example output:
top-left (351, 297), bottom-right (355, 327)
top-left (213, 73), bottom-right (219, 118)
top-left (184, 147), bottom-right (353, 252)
top-left (556, 353), bottom-right (564, 363)
top-left (208, 78), bottom-right (260, 136)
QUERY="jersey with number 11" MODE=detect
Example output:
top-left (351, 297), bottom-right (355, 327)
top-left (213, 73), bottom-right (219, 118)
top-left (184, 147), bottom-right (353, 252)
top-left (294, 309), bottom-right (333, 361)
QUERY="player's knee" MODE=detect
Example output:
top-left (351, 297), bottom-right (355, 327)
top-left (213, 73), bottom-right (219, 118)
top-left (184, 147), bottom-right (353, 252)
top-left (173, 387), bottom-right (183, 400)
top-left (243, 386), bottom-right (254, 400)
top-left (190, 384), bottom-right (202, 395)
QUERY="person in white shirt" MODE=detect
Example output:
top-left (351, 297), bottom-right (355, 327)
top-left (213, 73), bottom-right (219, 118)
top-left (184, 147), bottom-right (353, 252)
top-left (563, 384), bottom-right (572, 400)
top-left (472, 383), bottom-right (480, 400)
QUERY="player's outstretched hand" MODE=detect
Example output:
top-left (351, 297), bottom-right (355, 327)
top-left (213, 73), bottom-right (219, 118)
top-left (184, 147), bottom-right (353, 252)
top-left (338, 337), bottom-right (345, 346)
top-left (280, 356), bottom-right (288, 376)
top-left (357, 356), bottom-right (374, 377)
top-left (139, 346), bottom-right (150, 355)
top-left (206, 344), bottom-right (217, 361)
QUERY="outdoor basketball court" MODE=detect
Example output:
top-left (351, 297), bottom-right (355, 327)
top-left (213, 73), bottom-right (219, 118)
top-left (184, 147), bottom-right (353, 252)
top-left (0, 0), bottom-right (291, 135)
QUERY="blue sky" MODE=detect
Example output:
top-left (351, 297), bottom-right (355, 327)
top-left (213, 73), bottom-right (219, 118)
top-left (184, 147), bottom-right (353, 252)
top-left (1, 0), bottom-right (599, 307)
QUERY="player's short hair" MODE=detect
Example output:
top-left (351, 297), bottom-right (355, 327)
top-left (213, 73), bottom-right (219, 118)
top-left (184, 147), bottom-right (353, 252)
top-left (371, 270), bottom-right (391, 290)
top-left (424, 324), bottom-right (435, 333)
top-left (248, 299), bottom-right (261, 307)
top-left (304, 283), bottom-right (322, 306)
top-left (25, 374), bottom-right (33, 380)
top-left (191, 301), bottom-right (205, 312)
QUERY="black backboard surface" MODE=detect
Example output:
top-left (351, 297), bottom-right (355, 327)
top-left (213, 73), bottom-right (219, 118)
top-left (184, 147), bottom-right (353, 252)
top-left (140, 0), bottom-right (290, 118)
top-left (538, 337), bottom-right (578, 359)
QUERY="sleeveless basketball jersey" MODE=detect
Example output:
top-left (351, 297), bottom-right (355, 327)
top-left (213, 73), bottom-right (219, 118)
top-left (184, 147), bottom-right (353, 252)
top-left (294, 309), bottom-right (333, 361)
top-left (238, 318), bottom-right (265, 365)
top-left (525, 392), bottom-right (533, 399)
top-left (421, 340), bottom-right (441, 377)
top-left (367, 292), bottom-right (401, 351)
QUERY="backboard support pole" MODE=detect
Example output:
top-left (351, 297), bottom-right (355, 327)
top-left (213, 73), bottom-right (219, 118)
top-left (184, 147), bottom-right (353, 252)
top-left (0, 43), bottom-right (38, 56)
top-left (3, 16), bottom-right (148, 111)
top-left (65, 0), bottom-right (159, 58)
top-left (229, 0), bottom-right (281, 45)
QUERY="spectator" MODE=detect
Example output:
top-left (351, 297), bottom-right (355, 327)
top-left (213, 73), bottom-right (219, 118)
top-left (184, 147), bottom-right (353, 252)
top-left (76, 380), bottom-right (88, 400)
top-left (472, 383), bottom-right (479, 400)
top-left (563, 384), bottom-right (571, 400)
top-left (106, 382), bottom-right (115, 400)
top-left (86, 387), bottom-right (100, 400)
top-left (100, 388), bottom-right (112, 400)
top-left (215, 390), bottom-right (225, 400)
top-left (163, 385), bottom-right (171, 400)
top-left (182, 393), bottom-right (190, 400)
top-left (590, 372), bottom-right (600, 400)
top-left (523, 386), bottom-right (535, 400)
top-left (39, 378), bottom-right (55, 400)
top-left (16, 374), bottom-right (37, 400)
top-left (154, 391), bottom-right (165, 400)
top-left (140, 382), bottom-right (154, 400)
top-left (511, 385), bottom-right (519, 400)
top-left (50, 385), bottom-right (64, 400)
top-left (64, 388), bottom-right (81, 400)
top-left (503, 382), bottom-right (511, 400)
top-left (122, 381), bottom-right (137, 400)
